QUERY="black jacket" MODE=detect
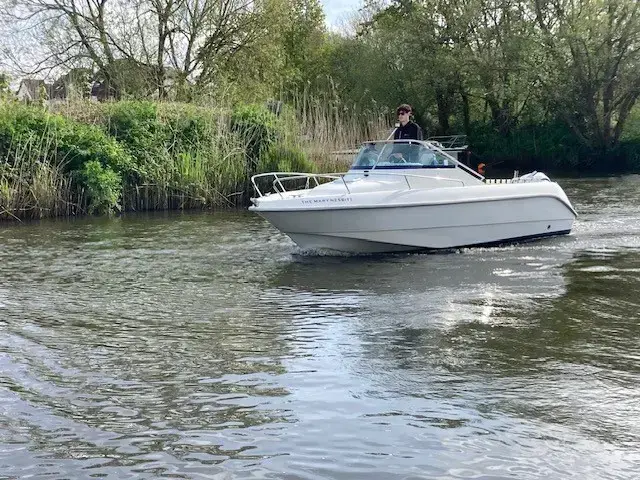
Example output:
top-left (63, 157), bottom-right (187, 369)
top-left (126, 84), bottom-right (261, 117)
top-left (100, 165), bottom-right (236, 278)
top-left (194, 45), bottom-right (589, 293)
top-left (393, 121), bottom-right (423, 140)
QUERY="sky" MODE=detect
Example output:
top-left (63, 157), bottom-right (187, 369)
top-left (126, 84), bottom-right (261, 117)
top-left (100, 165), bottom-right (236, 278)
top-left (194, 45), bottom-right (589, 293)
top-left (321, 0), bottom-right (360, 29)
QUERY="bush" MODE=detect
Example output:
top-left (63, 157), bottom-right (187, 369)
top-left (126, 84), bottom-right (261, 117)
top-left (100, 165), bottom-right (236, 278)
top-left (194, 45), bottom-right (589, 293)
top-left (97, 100), bottom-right (249, 209)
top-left (100, 101), bottom-right (223, 183)
top-left (158, 103), bottom-right (215, 156)
top-left (101, 101), bottom-right (162, 179)
top-left (82, 160), bottom-right (122, 215)
top-left (0, 102), bottom-right (131, 174)
top-left (259, 144), bottom-right (315, 173)
top-left (621, 106), bottom-right (640, 142)
top-left (231, 104), bottom-right (283, 170)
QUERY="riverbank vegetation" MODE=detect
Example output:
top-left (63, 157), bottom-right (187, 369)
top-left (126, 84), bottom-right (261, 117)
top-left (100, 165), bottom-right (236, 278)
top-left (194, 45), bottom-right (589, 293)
top-left (1, 0), bottom-right (640, 220)
top-left (0, 98), bottom-right (388, 219)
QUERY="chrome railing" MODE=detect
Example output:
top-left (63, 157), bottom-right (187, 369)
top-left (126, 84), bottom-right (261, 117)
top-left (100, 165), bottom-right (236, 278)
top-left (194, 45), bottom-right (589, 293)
top-left (250, 171), bottom-right (465, 198)
top-left (251, 172), bottom-right (348, 198)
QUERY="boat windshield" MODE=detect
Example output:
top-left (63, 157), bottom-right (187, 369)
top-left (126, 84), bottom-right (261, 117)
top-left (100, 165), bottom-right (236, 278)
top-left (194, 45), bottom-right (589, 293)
top-left (350, 141), bottom-right (453, 169)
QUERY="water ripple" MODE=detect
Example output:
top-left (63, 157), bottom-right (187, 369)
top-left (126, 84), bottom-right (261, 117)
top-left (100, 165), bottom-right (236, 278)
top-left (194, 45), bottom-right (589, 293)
top-left (1, 183), bottom-right (640, 478)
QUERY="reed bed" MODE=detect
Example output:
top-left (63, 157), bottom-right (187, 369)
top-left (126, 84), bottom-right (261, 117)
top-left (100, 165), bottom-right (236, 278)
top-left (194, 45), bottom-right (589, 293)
top-left (0, 118), bottom-right (86, 221)
top-left (282, 88), bottom-right (391, 172)
top-left (1, 92), bottom-right (390, 221)
top-left (53, 99), bottom-right (248, 212)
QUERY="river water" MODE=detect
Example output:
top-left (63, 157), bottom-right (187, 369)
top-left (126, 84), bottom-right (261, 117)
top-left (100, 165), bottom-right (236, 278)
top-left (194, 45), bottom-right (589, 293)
top-left (1, 177), bottom-right (639, 479)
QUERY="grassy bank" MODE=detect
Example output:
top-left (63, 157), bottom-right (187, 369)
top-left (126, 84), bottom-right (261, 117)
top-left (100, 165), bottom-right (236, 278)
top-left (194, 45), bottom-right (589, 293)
top-left (0, 99), bottom-right (389, 221)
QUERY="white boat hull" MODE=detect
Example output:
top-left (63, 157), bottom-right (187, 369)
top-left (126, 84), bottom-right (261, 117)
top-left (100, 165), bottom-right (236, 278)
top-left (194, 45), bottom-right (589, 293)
top-left (252, 191), bottom-right (575, 253)
top-left (249, 140), bottom-right (577, 254)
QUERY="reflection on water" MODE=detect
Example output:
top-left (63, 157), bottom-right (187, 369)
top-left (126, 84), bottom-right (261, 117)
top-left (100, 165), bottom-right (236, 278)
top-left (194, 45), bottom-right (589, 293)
top-left (1, 179), bottom-right (640, 479)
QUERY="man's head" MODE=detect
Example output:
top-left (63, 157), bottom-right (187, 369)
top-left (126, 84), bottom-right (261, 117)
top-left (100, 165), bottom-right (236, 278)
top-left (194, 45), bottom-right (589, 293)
top-left (396, 104), bottom-right (412, 125)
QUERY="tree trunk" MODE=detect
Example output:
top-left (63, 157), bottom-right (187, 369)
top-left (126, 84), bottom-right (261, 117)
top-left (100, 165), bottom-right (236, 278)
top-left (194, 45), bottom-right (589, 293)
top-left (460, 87), bottom-right (470, 136)
top-left (435, 89), bottom-right (451, 135)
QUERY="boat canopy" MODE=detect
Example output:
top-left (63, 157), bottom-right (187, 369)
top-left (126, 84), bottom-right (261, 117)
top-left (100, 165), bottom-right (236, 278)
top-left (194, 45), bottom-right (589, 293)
top-left (350, 140), bottom-right (455, 170)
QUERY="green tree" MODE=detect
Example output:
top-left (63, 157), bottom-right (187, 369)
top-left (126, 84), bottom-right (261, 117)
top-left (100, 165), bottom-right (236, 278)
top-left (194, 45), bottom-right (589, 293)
top-left (0, 73), bottom-right (12, 99)
top-left (281, 0), bottom-right (327, 87)
top-left (351, 0), bottom-right (461, 134)
top-left (533, 0), bottom-right (640, 153)
top-left (457, 0), bottom-right (541, 135)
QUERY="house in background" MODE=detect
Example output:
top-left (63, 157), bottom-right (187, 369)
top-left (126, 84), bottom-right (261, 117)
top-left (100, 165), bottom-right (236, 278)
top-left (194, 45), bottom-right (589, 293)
top-left (16, 75), bottom-right (117, 103)
top-left (90, 60), bottom-right (182, 101)
top-left (90, 80), bottom-right (117, 101)
top-left (15, 64), bottom-right (184, 103)
top-left (52, 68), bottom-right (93, 100)
top-left (16, 69), bottom-right (93, 103)
top-left (17, 79), bottom-right (54, 102)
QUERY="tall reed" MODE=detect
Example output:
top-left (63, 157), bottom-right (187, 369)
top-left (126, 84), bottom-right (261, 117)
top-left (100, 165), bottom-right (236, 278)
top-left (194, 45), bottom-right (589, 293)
top-left (280, 85), bottom-right (392, 172)
top-left (0, 133), bottom-right (84, 220)
top-left (123, 101), bottom-right (247, 210)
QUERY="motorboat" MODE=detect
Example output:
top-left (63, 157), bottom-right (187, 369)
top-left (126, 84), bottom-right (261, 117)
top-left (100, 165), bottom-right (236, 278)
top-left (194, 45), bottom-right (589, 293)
top-left (249, 140), bottom-right (577, 253)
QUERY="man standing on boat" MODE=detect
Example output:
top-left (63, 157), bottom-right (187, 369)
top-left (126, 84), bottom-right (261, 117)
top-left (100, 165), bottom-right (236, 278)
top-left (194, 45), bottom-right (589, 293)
top-left (394, 104), bottom-right (423, 140)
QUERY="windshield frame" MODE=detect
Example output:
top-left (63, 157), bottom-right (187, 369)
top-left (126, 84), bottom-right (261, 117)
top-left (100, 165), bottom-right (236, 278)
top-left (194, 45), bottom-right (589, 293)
top-left (349, 140), bottom-right (458, 171)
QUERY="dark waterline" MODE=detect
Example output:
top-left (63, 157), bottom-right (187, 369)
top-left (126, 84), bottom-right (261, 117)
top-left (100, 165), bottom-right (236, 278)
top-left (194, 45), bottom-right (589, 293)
top-left (1, 177), bottom-right (640, 479)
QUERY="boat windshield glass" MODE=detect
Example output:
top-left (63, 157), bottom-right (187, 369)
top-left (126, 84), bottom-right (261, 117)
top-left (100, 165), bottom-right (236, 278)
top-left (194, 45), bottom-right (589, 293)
top-left (350, 141), bottom-right (453, 169)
